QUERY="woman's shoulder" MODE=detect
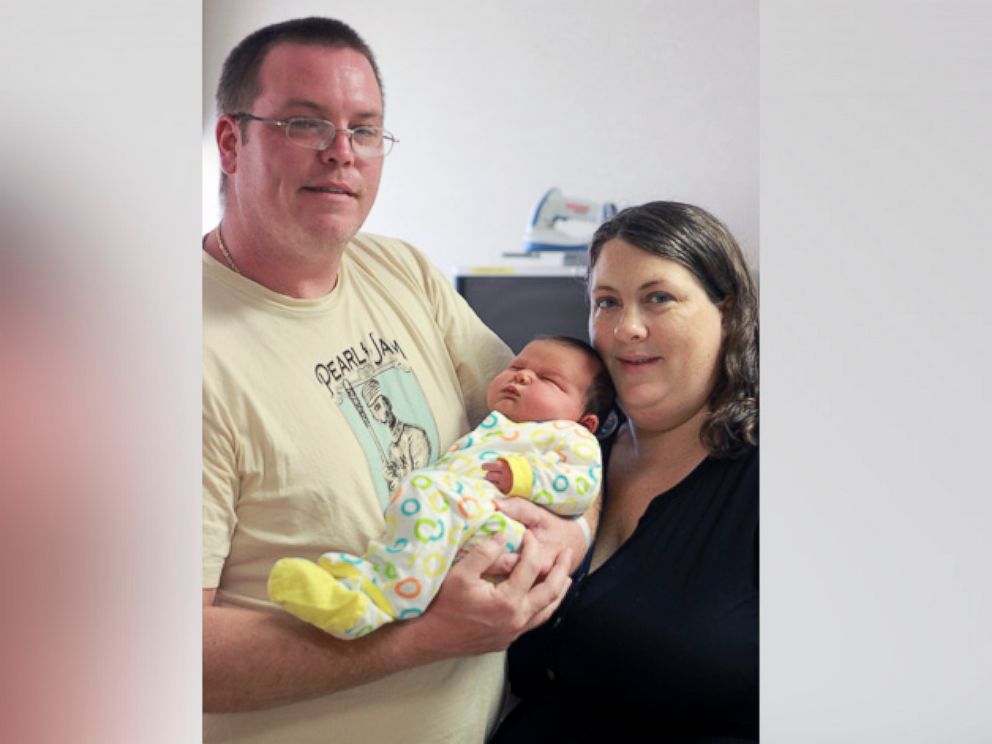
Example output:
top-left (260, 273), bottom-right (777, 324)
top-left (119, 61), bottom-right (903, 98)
top-left (729, 443), bottom-right (758, 470)
top-left (650, 444), bottom-right (757, 509)
top-left (702, 444), bottom-right (758, 491)
top-left (690, 445), bottom-right (758, 521)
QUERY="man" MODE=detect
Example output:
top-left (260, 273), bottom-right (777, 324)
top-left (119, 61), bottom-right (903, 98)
top-left (202, 17), bottom-right (589, 743)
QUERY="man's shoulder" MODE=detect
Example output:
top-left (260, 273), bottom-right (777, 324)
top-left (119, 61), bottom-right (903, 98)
top-left (348, 232), bottom-right (425, 263)
top-left (345, 232), bottom-right (438, 285)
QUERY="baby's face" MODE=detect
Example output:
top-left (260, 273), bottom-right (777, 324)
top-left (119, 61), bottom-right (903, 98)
top-left (486, 340), bottom-right (597, 424)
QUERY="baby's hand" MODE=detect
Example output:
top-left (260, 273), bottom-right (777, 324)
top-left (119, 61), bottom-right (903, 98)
top-left (482, 459), bottom-right (513, 494)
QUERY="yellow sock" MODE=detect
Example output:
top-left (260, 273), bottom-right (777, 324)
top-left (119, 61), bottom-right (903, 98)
top-left (267, 558), bottom-right (368, 635)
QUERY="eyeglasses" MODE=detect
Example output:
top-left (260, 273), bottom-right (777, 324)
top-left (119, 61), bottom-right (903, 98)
top-left (232, 113), bottom-right (398, 158)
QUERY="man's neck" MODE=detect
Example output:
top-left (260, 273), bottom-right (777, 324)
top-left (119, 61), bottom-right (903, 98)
top-left (209, 220), bottom-right (345, 299)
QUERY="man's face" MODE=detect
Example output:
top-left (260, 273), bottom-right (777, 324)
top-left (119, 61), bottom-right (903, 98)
top-left (224, 43), bottom-right (385, 252)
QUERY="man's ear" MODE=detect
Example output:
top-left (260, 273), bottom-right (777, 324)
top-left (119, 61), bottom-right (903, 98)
top-left (579, 413), bottom-right (600, 434)
top-left (216, 115), bottom-right (242, 177)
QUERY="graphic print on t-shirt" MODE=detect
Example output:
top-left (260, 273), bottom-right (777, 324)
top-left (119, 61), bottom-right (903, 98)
top-left (315, 332), bottom-right (438, 509)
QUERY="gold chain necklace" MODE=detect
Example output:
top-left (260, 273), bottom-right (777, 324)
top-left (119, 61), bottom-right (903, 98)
top-left (215, 227), bottom-right (241, 275)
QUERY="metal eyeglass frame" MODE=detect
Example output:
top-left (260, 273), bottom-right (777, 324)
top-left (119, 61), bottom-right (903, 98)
top-left (231, 113), bottom-right (398, 158)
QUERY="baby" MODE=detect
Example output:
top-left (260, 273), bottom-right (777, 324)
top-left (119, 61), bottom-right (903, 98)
top-left (267, 336), bottom-right (614, 639)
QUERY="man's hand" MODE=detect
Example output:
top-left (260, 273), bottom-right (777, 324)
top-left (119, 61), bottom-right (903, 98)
top-left (482, 459), bottom-right (512, 494)
top-left (202, 516), bottom-right (580, 711)
top-left (495, 497), bottom-right (591, 574)
top-left (400, 531), bottom-right (572, 659)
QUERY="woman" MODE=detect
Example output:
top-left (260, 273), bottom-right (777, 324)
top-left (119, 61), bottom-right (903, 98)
top-left (492, 201), bottom-right (759, 743)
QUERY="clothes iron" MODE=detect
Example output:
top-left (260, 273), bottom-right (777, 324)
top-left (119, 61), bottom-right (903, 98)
top-left (522, 187), bottom-right (618, 253)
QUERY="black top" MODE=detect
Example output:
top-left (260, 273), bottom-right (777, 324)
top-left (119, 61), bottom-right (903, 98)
top-left (493, 445), bottom-right (758, 744)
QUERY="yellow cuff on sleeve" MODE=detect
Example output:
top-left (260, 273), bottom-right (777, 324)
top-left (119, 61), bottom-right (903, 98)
top-left (503, 455), bottom-right (533, 498)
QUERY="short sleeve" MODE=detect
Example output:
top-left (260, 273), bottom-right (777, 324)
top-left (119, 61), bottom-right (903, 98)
top-left (202, 385), bottom-right (238, 588)
top-left (404, 242), bottom-right (512, 426)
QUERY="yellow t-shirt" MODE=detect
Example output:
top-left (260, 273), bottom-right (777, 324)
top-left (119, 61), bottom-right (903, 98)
top-left (203, 233), bottom-right (512, 743)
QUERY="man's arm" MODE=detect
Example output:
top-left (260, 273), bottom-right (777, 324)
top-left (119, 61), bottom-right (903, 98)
top-left (203, 532), bottom-right (571, 712)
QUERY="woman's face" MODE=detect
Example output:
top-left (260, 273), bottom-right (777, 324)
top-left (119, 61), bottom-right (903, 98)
top-left (588, 238), bottom-right (724, 433)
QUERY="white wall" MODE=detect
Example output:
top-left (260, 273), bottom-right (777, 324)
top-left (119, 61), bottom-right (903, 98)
top-left (203, 0), bottom-right (758, 275)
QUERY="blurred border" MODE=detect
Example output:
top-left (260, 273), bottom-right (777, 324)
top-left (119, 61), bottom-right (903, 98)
top-left (0, 1), bottom-right (988, 742)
